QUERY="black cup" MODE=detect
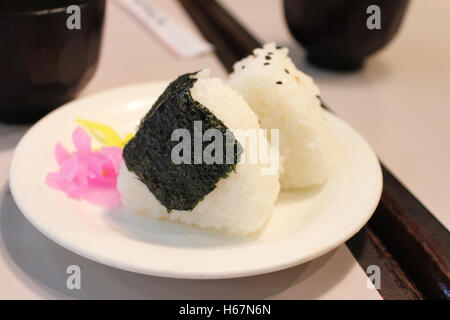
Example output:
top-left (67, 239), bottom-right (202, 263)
top-left (0, 0), bottom-right (106, 123)
top-left (284, 0), bottom-right (409, 71)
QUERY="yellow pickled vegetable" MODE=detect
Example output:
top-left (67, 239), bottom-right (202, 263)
top-left (76, 118), bottom-right (134, 148)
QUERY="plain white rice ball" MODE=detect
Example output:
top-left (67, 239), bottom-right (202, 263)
top-left (118, 71), bottom-right (280, 236)
top-left (229, 43), bottom-right (334, 189)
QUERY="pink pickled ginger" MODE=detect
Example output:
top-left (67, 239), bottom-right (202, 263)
top-left (45, 127), bottom-right (123, 208)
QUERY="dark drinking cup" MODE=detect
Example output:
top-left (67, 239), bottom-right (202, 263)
top-left (284, 0), bottom-right (409, 71)
top-left (0, 0), bottom-right (106, 123)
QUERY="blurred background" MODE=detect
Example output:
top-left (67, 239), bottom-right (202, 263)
top-left (0, 0), bottom-right (448, 299)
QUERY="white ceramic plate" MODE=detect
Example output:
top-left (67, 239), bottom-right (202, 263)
top-left (9, 81), bottom-right (382, 279)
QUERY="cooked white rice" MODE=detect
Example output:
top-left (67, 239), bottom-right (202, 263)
top-left (118, 71), bottom-right (280, 236)
top-left (229, 43), bottom-right (334, 189)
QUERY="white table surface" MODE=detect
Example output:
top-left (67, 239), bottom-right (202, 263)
top-left (0, 0), bottom-right (447, 299)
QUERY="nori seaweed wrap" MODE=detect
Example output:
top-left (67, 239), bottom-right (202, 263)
top-left (123, 72), bottom-right (242, 212)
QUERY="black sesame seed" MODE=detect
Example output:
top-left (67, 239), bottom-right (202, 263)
top-left (268, 52), bottom-right (274, 55)
top-left (242, 65), bottom-right (245, 69)
top-left (264, 62), bottom-right (270, 65)
top-left (276, 46), bottom-right (282, 49)
top-left (285, 69), bottom-right (290, 74)
top-left (265, 55), bottom-right (272, 60)
top-left (276, 81), bottom-right (282, 85)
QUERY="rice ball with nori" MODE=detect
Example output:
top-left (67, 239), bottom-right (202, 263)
top-left (117, 71), bottom-right (280, 236)
top-left (229, 43), bottom-right (334, 189)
